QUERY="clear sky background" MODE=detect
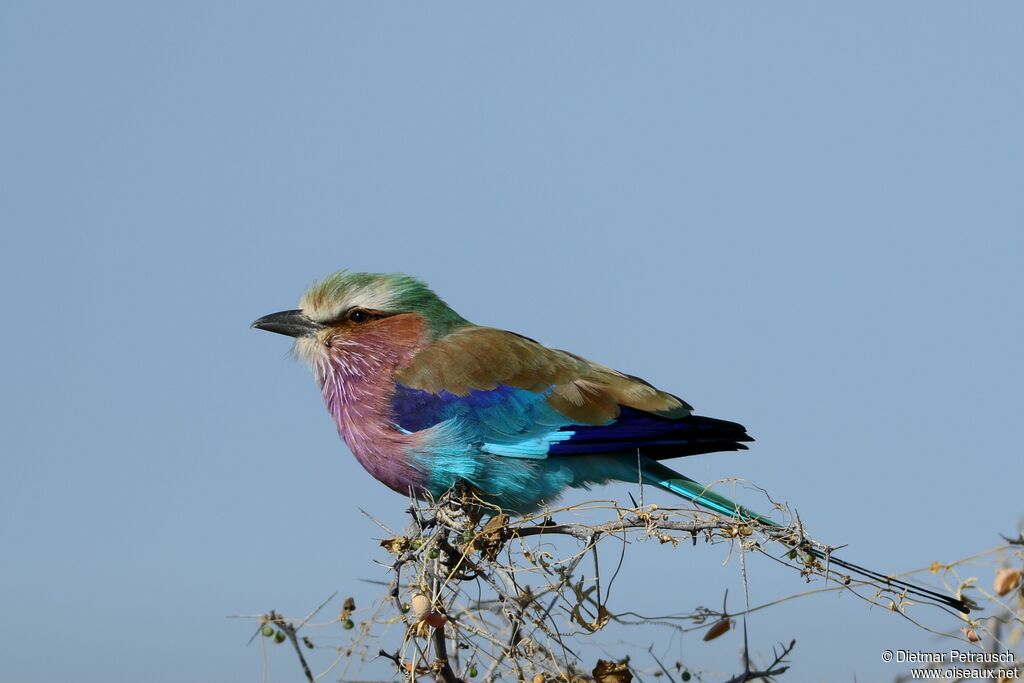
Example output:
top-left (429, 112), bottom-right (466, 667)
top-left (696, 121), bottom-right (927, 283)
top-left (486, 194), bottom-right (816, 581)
top-left (2, 3), bottom-right (1022, 682)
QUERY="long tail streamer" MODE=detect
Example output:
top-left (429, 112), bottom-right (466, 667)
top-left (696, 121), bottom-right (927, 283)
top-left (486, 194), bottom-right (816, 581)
top-left (641, 460), bottom-right (970, 614)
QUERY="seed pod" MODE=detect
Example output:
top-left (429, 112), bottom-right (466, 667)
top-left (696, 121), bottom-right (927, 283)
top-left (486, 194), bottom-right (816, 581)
top-left (425, 611), bottom-right (448, 628)
top-left (409, 593), bottom-right (431, 622)
top-left (341, 618), bottom-right (354, 630)
top-left (274, 630), bottom-right (286, 644)
top-left (261, 626), bottom-right (274, 638)
top-left (703, 618), bottom-right (731, 642)
top-left (963, 627), bottom-right (980, 643)
top-left (467, 665), bottom-right (478, 678)
top-left (994, 568), bottom-right (1022, 597)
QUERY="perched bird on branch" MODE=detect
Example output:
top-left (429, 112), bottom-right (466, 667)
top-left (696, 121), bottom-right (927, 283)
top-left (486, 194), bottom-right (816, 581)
top-left (253, 271), bottom-right (969, 613)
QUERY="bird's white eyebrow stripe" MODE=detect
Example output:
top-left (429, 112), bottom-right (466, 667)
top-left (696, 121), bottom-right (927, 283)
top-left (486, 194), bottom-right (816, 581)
top-left (303, 282), bottom-right (399, 322)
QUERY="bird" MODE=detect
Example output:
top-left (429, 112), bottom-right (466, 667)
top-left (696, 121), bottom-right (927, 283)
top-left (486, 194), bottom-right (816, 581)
top-left (253, 270), bottom-right (969, 614)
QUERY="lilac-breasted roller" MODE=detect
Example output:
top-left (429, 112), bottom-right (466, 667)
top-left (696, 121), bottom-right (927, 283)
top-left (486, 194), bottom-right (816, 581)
top-left (253, 271), bottom-right (968, 613)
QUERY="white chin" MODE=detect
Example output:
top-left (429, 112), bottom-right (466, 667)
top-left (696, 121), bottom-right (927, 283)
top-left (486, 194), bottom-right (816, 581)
top-left (293, 336), bottom-right (328, 365)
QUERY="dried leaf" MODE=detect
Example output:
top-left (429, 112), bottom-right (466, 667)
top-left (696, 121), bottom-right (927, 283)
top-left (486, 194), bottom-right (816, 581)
top-left (593, 659), bottom-right (632, 683)
top-left (483, 513), bottom-right (508, 535)
top-left (702, 618), bottom-right (732, 642)
top-left (656, 533), bottom-right (679, 546)
top-left (471, 514), bottom-right (510, 560)
top-left (995, 568), bottom-right (1023, 596)
top-left (407, 620), bottom-right (432, 640)
top-left (339, 596), bottom-right (356, 620)
top-left (404, 661), bottom-right (431, 675)
top-left (380, 537), bottom-right (410, 555)
top-left (572, 604), bottom-right (611, 633)
top-left (568, 578), bottom-right (609, 632)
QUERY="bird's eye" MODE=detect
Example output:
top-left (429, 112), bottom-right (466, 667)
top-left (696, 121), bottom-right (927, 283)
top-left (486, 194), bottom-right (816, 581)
top-left (348, 309), bottom-right (370, 323)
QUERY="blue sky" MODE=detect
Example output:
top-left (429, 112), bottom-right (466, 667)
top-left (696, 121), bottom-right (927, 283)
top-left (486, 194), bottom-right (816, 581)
top-left (1, 3), bottom-right (1021, 681)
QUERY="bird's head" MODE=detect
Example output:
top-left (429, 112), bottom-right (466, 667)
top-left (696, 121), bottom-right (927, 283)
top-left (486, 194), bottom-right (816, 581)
top-left (252, 271), bottom-right (468, 369)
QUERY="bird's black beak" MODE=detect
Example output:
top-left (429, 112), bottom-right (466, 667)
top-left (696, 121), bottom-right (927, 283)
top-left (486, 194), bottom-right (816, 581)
top-left (251, 309), bottom-right (325, 338)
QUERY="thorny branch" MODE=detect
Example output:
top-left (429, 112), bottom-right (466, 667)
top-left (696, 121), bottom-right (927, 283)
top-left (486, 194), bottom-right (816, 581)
top-left (239, 486), bottom-right (1024, 683)
top-left (720, 639), bottom-right (795, 683)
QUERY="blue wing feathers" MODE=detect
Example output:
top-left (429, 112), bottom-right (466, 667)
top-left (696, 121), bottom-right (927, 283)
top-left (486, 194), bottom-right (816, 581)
top-left (549, 407), bottom-right (752, 457)
top-left (392, 385), bottom-right (752, 460)
top-left (391, 384), bottom-right (565, 441)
